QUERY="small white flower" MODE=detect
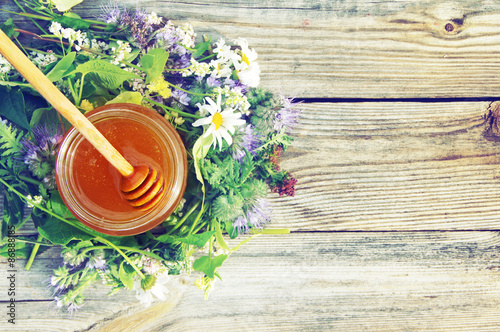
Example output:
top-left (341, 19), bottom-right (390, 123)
top-left (49, 22), bottom-right (63, 38)
top-left (133, 272), bottom-right (170, 308)
top-left (233, 38), bottom-right (261, 87)
top-left (146, 12), bottom-right (163, 25)
top-left (192, 93), bottom-right (246, 150)
top-left (213, 38), bottom-right (239, 64)
top-left (209, 59), bottom-right (232, 78)
top-left (26, 195), bottom-right (43, 208)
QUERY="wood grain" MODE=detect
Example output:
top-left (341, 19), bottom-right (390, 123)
top-left (266, 101), bottom-right (500, 231)
top-left (3, 0), bottom-right (500, 98)
top-left (3, 232), bottom-right (500, 331)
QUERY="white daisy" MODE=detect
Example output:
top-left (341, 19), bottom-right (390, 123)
top-left (233, 38), bottom-right (261, 87)
top-left (192, 93), bottom-right (246, 150)
top-left (133, 273), bottom-right (170, 308)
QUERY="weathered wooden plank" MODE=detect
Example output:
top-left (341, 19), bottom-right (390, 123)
top-left (2, 232), bottom-right (500, 331)
top-left (268, 101), bottom-right (500, 231)
top-left (3, 0), bottom-right (500, 98)
top-left (4, 101), bottom-right (500, 233)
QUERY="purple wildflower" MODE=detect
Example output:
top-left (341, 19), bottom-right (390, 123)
top-left (171, 89), bottom-right (191, 106)
top-left (274, 95), bottom-right (301, 133)
top-left (206, 74), bottom-right (221, 88)
top-left (99, 2), bottom-right (121, 24)
top-left (246, 198), bottom-right (271, 229)
top-left (86, 255), bottom-right (107, 270)
top-left (21, 124), bottom-right (63, 189)
top-left (233, 216), bottom-right (249, 235)
top-left (232, 199), bottom-right (271, 235)
top-left (224, 78), bottom-right (249, 94)
top-left (119, 8), bottom-right (156, 49)
top-left (232, 125), bottom-right (262, 161)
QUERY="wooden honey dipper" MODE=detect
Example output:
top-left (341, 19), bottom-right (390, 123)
top-left (0, 30), bottom-right (165, 211)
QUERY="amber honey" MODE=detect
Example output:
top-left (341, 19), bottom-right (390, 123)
top-left (56, 104), bottom-right (187, 236)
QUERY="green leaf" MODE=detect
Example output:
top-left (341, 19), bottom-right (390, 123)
top-left (105, 91), bottom-right (143, 105)
top-left (37, 216), bottom-right (93, 245)
top-left (73, 60), bottom-right (140, 90)
top-left (214, 222), bottom-right (230, 251)
top-left (46, 52), bottom-right (76, 82)
top-left (140, 48), bottom-right (169, 84)
top-left (119, 261), bottom-right (135, 290)
top-left (1, 190), bottom-right (24, 241)
top-left (29, 107), bottom-right (58, 127)
top-left (193, 254), bottom-right (228, 280)
top-left (0, 18), bottom-right (19, 39)
top-left (157, 230), bottom-right (215, 247)
top-left (0, 86), bottom-right (29, 130)
top-left (0, 118), bottom-right (24, 156)
top-left (192, 37), bottom-right (211, 58)
top-left (0, 241), bottom-right (31, 259)
top-left (192, 133), bottom-right (212, 188)
top-left (51, 0), bottom-right (84, 13)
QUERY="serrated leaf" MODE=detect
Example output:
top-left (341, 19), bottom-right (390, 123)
top-left (74, 60), bottom-right (140, 90)
top-left (37, 216), bottom-right (93, 245)
top-left (46, 52), bottom-right (76, 82)
top-left (140, 48), bottom-right (169, 84)
top-left (0, 119), bottom-right (24, 156)
top-left (193, 254), bottom-right (228, 280)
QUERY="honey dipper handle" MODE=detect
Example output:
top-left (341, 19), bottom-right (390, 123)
top-left (0, 30), bottom-right (134, 177)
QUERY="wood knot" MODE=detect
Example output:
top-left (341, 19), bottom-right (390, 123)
top-left (444, 23), bottom-right (454, 32)
top-left (485, 101), bottom-right (500, 140)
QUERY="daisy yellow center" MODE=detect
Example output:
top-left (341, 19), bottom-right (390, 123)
top-left (212, 112), bottom-right (223, 130)
top-left (241, 53), bottom-right (250, 66)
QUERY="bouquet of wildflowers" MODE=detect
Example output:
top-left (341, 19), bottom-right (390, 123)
top-left (0, 0), bottom-right (300, 313)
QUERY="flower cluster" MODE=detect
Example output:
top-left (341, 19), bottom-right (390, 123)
top-left (0, 0), bottom-right (300, 315)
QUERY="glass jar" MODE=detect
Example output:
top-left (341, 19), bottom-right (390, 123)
top-left (56, 103), bottom-right (187, 236)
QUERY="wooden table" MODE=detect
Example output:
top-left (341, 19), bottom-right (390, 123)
top-left (2, 0), bottom-right (500, 330)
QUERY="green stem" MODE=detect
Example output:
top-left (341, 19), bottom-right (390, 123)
top-left (18, 175), bottom-right (42, 186)
top-left (24, 47), bottom-right (63, 58)
top-left (11, 0), bottom-right (49, 34)
top-left (0, 179), bottom-right (146, 278)
top-left (0, 9), bottom-right (52, 21)
top-left (77, 73), bottom-right (86, 106)
top-left (166, 81), bottom-right (211, 97)
top-left (251, 228), bottom-right (290, 235)
top-left (166, 200), bottom-right (201, 235)
top-left (66, 78), bottom-right (79, 105)
top-left (145, 97), bottom-right (202, 119)
top-left (81, 245), bottom-right (165, 261)
top-left (95, 236), bottom-right (145, 279)
top-left (15, 238), bottom-right (53, 246)
top-left (25, 234), bottom-right (42, 271)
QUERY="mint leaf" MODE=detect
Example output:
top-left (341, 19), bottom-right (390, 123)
top-left (140, 48), bottom-right (169, 84)
top-left (0, 86), bottom-right (29, 130)
top-left (46, 52), bottom-right (76, 82)
top-left (74, 60), bottom-right (140, 90)
top-left (193, 254), bottom-right (228, 280)
top-left (37, 216), bottom-right (93, 245)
